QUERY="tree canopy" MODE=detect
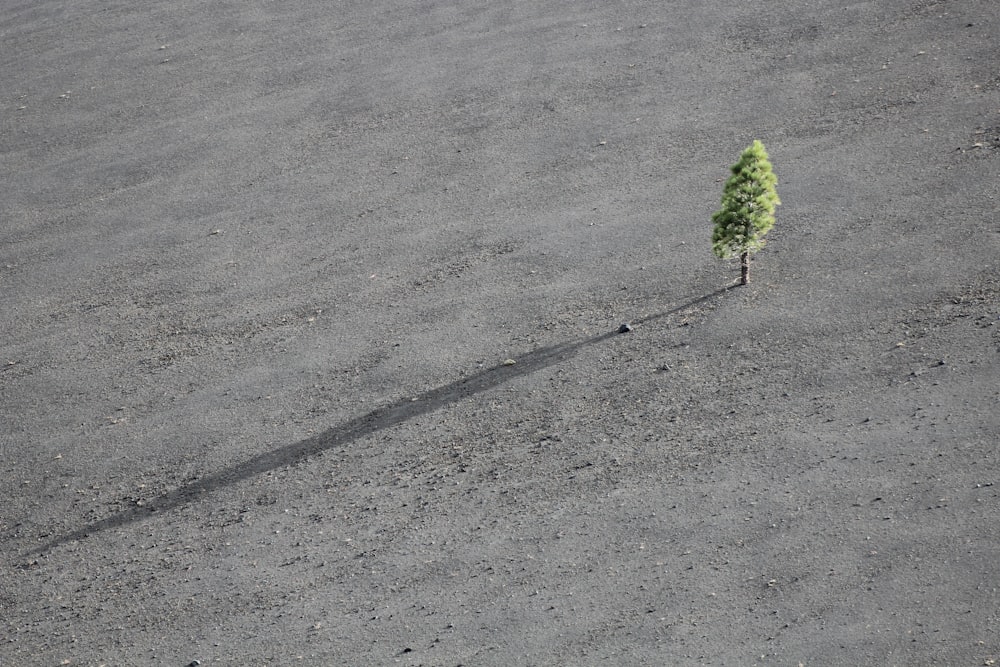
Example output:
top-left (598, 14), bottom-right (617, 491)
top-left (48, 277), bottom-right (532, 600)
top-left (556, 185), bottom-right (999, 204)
top-left (711, 140), bottom-right (780, 284)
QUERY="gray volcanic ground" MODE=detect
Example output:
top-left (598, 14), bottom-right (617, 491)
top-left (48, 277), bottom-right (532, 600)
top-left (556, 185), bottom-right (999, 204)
top-left (2, 0), bottom-right (999, 665)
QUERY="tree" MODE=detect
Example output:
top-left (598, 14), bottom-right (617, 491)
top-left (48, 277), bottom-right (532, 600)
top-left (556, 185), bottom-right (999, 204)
top-left (711, 140), bottom-right (780, 285)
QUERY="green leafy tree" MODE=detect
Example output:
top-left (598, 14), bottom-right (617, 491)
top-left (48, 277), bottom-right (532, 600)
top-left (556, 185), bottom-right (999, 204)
top-left (711, 140), bottom-right (780, 285)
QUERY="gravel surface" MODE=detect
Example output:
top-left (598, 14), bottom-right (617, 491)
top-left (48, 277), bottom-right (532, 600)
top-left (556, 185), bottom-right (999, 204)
top-left (3, 1), bottom-right (999, 665)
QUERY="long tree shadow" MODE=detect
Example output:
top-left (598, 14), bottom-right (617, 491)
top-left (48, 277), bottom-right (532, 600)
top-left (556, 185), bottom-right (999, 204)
top-left (28, 284), bottom-right (735, 554)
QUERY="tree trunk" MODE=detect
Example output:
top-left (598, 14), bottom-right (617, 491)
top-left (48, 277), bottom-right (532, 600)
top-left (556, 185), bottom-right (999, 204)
top-left (740, 251), bottom-right (750, 285)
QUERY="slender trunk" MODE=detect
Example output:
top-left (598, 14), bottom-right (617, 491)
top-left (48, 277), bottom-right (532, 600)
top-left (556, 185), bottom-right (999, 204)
top-left (740, 251), bottom-right (750, 285)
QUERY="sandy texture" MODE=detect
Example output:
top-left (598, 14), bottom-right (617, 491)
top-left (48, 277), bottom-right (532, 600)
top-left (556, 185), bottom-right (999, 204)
top-left (3, 0), bottom-right (999, 664)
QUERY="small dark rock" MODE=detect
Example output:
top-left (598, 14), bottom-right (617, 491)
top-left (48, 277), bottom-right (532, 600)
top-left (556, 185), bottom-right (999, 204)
top-left (618, 323), bottom-right (633, 333)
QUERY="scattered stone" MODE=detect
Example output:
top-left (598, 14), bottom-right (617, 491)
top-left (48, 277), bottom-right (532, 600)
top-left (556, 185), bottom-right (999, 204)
top-left (502, 358), bottom-right (516, 366)
top-left (618, 323), bottom-right (633, 333)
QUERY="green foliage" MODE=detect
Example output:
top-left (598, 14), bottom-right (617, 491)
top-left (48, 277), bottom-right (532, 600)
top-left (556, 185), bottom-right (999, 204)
top-left (711, 140), bottom-right (780, 262)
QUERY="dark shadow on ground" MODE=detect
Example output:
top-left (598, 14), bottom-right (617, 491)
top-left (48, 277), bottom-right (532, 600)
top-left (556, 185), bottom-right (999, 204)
top-left (28, 284), bottom-right (736, 554)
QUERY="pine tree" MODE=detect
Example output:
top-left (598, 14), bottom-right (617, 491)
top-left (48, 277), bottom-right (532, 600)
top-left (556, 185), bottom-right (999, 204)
top-left (711, 140), bottom-right (780, 285)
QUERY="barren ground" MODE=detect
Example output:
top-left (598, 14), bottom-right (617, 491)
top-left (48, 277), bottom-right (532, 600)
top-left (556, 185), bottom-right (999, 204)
top-left (2, 1), bottom-right (999, 665)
